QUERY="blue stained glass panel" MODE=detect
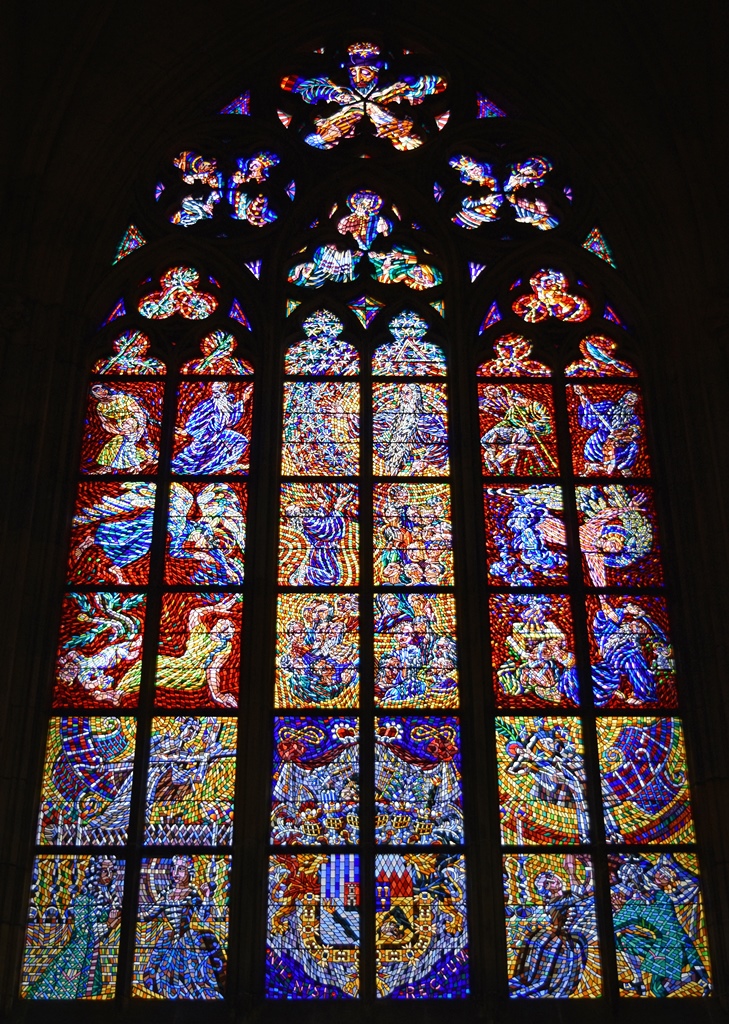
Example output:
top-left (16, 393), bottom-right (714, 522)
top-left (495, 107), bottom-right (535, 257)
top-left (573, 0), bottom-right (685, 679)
top-left (271, 717), bottom-right (359, 844)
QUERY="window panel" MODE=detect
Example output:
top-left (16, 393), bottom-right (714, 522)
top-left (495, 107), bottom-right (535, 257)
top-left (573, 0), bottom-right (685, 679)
top-left (266, 854), bottom-right (360, 999)
top-left (566, 383), bottom-right (650, 478)
top-left (274, 593), bottom-right (360, 709)
top-left (144, 717), bottom-right (237, 845)
top-left (372, 382), bottom-right (449, 476)
top-left (478, 382), bottom-right (558, 476)
top-left (164, 481), bottom-right (247, 586)
top-left (373, 482), bottom-right (453, 586)
top-left (489, 593), bottom-right (578, 709)
top-left (483, 484), bottom-right (568, 586)
top-left (68, 481), bottom-right (156, 585)
top-left (270, 716), bottom-right (359, 844)
top-left (52, 592), bottom-right (146, 708)
top-left (133, 855), bottom-right (231, 999)
top-left (80, 381), bottom-right (164, 475)
top-left (281, 381), bottom-right (359, 476)
top-left (278, 482), bottom-right (359, 586)
top-left (172, 380), bottom-right (253, 475)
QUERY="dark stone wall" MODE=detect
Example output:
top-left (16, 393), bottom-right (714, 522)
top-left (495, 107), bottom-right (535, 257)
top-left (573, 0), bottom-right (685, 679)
top-left (2, 1), bottom-right (728, 1020)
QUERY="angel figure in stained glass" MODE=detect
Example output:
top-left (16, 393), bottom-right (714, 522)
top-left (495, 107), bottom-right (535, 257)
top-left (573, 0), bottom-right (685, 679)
top-left (167, 483), bottom-right (246, 585)
top-left (73, 482), bottom-right (156, 584)
top-left (89, 384), bottom-right (157, 472)
top-left (282, 42), bottom-right (446, 152)
top-left (139, 856), bottom-right (225, 999)
top-left (509, 855), bottom-right (596, 997)
top-left (574, 385), bottom-right (641, 475)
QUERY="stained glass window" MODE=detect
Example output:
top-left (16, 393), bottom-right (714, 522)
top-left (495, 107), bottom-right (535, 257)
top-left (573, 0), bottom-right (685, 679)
top-left (479, 284), bottom-right (711, 998)
top-left (20, 32), bottom-right (713, 1013)
top-left (22, 290), bottom-right (253, 1000)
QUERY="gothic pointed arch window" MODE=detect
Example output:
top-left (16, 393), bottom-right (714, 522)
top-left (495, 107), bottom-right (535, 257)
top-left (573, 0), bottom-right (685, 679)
top-left (18, 33), bottom-right (713, 1012)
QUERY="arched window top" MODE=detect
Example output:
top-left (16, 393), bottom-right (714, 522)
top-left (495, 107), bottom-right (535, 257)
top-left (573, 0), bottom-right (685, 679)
top-left (92, 330), bottom-right (166, 376)
top-left (372, 310), bottom-right (446, 376)
top-left (284, 309), bottom-right (360, 375)
top-left (181, 331), bottom-right (254, 375)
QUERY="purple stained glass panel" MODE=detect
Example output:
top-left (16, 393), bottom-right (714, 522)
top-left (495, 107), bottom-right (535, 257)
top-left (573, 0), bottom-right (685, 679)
top-left (598, 716), bottom-right (695, 844)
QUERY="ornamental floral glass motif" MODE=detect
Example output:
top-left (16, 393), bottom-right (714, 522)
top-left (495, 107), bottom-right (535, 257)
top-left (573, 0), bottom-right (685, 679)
top-left (21, 33), bottom-right (710, 1009)
top-left (479, 276), bottom-right (711, 998)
